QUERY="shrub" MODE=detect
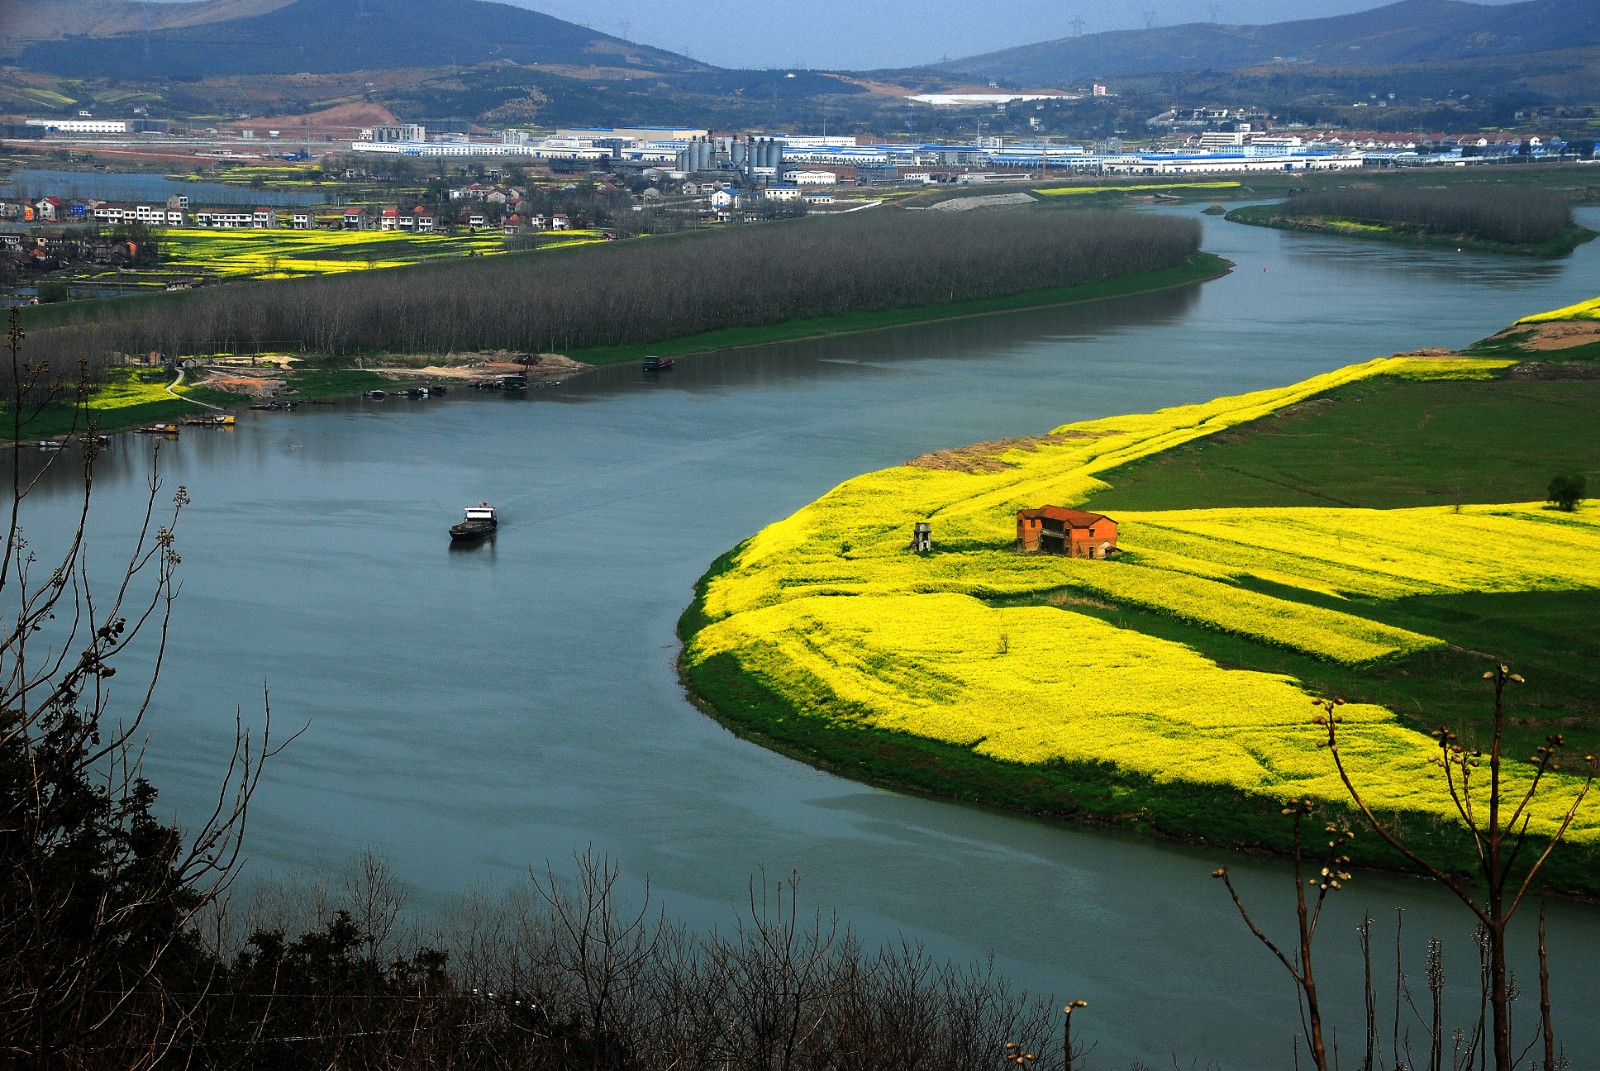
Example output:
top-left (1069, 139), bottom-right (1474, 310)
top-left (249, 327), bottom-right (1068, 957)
top-left (1548, 471), bottom-right (1586, 511)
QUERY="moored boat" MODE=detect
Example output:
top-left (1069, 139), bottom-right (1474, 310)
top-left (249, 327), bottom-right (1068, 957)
top-left (642, 355), bottom-right (674, 372)
top-left (136, 423), bottom-right (180, 435)
top-left (183, 414), bottom-right (235, 427)
top-left (450, 502), bottom-right (498, 541)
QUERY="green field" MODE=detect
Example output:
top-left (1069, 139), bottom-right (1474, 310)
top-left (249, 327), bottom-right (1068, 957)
top-left (678, 311), bottom-right (1600, 890)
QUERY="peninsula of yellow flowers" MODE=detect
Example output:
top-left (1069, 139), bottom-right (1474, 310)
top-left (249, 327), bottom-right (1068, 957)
top-left (683, 352), bottom-right (1600, 843)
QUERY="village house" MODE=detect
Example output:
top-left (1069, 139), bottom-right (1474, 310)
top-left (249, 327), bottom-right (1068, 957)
top-left (90, 201), bottom-right (130, 225)
top-left (193, 208), bottom-right (261, 229)
top-left (379, 205), bottom-right (438, 233)
top-left (1016, 507), bottom-right (1118, 558)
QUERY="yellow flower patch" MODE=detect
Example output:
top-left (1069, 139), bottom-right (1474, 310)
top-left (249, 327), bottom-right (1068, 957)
top-left (689, 593), bottom-right (1594, 840)
top-left (1517, 295), bottom-right (1600, 323)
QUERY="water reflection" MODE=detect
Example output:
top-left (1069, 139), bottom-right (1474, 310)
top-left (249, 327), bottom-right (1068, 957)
top-left (558, 286), bottom-right (1204, 402)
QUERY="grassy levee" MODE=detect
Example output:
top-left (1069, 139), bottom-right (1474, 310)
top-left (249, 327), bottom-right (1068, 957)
top-left (677, 316), bottom-right (1600, 893)
top-left (1225, 202), bottom-right (1597, 257)
top-left (568, 252), bottom-right (1231, 365)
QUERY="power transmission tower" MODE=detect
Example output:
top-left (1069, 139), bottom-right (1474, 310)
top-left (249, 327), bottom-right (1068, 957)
top-left (1207, 3), bottom-right (1221, 22)
top-left (1141, 10), bottom-right (1156, 29)
top-left (1069, 16), bottom-right (1086, 35)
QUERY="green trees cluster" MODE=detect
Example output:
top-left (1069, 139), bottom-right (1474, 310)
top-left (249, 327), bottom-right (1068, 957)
top-left (1547, 471), bottom-right (1586, 511)
top-left (15, 207), bottom-right (1200, 374)
top-left (1279, 186), bottom-right (1574, 245)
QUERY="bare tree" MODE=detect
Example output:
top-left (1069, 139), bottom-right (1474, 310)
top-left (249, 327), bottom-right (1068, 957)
top-left (0, 307), bottom-right (280, 1069)
top-left (1317, 668), bottom-right (1596, 1071)
top-left (531, 847), bottom-right (666, 1071)
top-left (1215, 798), bottom-right (1354, 1071)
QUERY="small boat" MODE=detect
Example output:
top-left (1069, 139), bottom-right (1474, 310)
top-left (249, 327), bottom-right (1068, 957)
top-left (642, 355), bottom-right (674, 372)
top-left (136, 423), bottom-right (180, 435)
top-left (250, 400), bottom-right (297, 411)
top-left (450, 502), bottom-right (498, 541)
top-left (364, 389), bottom-right (388, 400)
top-left (183, 414), bottom-right (235, 427)
top-left (36, 440), bottom-right (64, 450)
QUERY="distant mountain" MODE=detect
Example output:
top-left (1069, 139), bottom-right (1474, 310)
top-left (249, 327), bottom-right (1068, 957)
top-left (935, 0), bottom-right (1600, 84)
top-left (2, 0), bottom-right (296, 53)
top-left (10, 0), bottom-right (711, 78)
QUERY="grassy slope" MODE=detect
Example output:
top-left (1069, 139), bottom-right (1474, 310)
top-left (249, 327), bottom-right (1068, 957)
top-left (1080, 366), bottom-right (1600, 757)
top-left (679, 333), bottom-right (1600, 890)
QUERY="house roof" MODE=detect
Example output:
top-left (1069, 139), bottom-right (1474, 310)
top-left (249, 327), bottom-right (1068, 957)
top-left (1017, 506), bottom-right (1113, 528)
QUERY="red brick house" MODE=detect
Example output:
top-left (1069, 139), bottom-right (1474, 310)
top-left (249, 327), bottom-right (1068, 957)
top-left (1016, 507), bottom-right (1118, 558)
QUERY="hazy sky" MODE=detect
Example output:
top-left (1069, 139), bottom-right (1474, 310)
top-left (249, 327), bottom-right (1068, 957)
top-left (507, 0), bottom-right (1522, 71)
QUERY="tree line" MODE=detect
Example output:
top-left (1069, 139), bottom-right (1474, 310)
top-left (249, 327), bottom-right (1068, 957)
top-left (18, 207), bottom-right (1200, 380)
top-left (1279, 186), bottom-right (1573, 245)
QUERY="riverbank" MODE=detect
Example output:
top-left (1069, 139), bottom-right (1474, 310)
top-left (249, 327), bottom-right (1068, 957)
top-left (1225, 202), bottom-right (1597, 257)
top-left (677, 317), bottom-right (1600, 892)
top-left (9, 253), bottom-right (1227, 440)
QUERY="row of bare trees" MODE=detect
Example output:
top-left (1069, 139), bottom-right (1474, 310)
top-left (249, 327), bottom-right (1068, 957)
top-left (192, 854), bottom-right (1061, 1071)
top-left (1280, 187), bottom-right (1573, 245)
top-left (17, 207), bottom-right (1200, 376)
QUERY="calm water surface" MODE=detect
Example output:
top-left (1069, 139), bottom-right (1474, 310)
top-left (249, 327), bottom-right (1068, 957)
top-left (0, 167), bottom-right (329, 206)
top-left (18, 206), bottom-right (1600, 1069)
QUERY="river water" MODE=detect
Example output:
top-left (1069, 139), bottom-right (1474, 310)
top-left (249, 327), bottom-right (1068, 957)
top-left (17, 205), bottom-right (1600, 1069)
top-left (0, 168), bottom-right (329, 207)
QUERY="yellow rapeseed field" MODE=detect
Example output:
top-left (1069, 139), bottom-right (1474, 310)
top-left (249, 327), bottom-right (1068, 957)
top-left (686, 354), bottom-right (1600, 841)
top-left (157, 227), bottom-right (605, 280)
top-left (1518, 296), bottom-right (1600, 323)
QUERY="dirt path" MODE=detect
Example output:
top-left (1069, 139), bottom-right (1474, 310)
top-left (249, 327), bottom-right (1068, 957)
top-left (166, 368), bottom-right (224, 411)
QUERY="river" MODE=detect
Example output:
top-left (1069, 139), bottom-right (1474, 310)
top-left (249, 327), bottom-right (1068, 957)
top-left (0, 167), bottom-right (330, 207)
top-left (16, 205), bottom-right (1600, 1069)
